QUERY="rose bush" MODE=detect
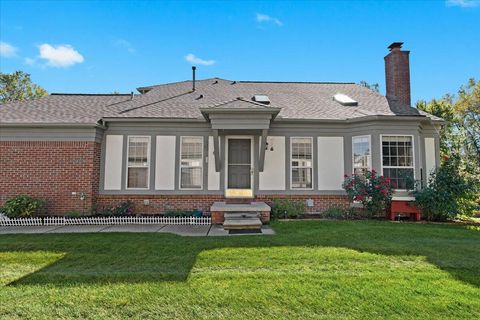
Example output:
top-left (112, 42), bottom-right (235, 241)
top-left (342, 170), bottom-right (394, 217)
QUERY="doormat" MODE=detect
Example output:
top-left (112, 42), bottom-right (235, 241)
top-left (228, 229), bottom-right (262, 234)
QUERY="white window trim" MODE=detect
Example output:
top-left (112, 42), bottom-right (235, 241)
top-left (290, 136), bottom-right (314, 190)
top-left (352, 135), bottom-right (372, 174)
top-left (125, 135), bottom-right (151, 190)
top-left (380, 134), bottom-right (415, 191)
top-left (179, 136), bottom-right (204, 190)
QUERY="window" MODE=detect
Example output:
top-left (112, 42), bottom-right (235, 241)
top-left (291, 137), bottom-right (313, 189)
top-left (180, 136), bottom-right (203, 189)
top-left (127, 136), bottom-right (150, 189)
top-left (352, 135), bottom-right (371, 175)
top-left (382, 135), bottom-right (414, 189)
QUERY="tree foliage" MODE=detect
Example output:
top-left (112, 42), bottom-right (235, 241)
top-left (0, 70), bottom-right (48, 103)
top-left (417, 78), bottom-right (480, 214)
top-left (358, 80), bottom-right (380, 93)
top-left (414, 154), bottom-right (478, 221)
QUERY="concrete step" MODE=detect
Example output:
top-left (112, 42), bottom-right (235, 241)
top-left (224, 212), bottom-right (260, 220)
top-left (223, 218), bottom-right (262, 230)
top-left (211, 202), bottom-right (270, 212)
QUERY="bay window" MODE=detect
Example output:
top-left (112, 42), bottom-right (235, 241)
top-left (382, 135), bottom-right (414, 189)
top-left (352, 135), bottom-right (371, 175)
top-left (291, 137), bottom-right (313, 189)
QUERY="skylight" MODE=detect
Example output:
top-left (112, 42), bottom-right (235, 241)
top-left (333, 93), bottom-right (358, 106)
top-left (252, 95), bottom-right (270, 104)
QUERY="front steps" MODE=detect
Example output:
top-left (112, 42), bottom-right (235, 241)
top-left (210, 201), bottom-right (271, 227)
top-left (223, 213), bottom-right (262, 230)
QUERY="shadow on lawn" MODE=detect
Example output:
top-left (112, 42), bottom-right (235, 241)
top-left (2, 221), bottom-right (480, 288)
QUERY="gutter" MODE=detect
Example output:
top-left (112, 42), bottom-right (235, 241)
top-left (275, 115), bottom-right (445, 124)
top-left (101, 117), bottom-right (206, 123)
top-left (1, 115), bottom-right (444, 127)
top-left (0, 122), bottom-right (107, 129)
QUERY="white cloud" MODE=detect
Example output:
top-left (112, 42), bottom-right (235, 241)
top-left (38, 44), bottom-right (84, 67)
top-left (446, 0), bottom-right (479, 7)
top-left (256, 13), bottom-right (283, 26)
top-left (184, 53), bottom-right (215, 66)
top-left (114, 39), bottom-right (135, 53)
top-left (0, 41), bottom-right (18, 57)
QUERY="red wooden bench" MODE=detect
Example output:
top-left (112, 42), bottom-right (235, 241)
top-left (388, 197), bottom-right (421, 221)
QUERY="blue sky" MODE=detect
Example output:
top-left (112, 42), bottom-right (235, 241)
top-left (1, 0), bottom-right (479, 103)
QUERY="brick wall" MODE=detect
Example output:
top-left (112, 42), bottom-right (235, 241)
top-left (0, 141), bottom-right (101, 214)
top-left (97, 194), bottom-right (349, 215)
top-left (0, 140), bottom-right (348, 216)
top-left (257, 195), bottom-right (349, 214)
top-left (96, 195), bottom-right (225, 215)
top-left (384, 45), bottom-right (411, 106)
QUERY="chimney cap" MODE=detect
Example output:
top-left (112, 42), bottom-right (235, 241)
top-left (388, 42), bottom-right (404, 51)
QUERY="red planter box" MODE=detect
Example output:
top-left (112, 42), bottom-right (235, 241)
top-left (389, 200), bottom-right (421, 221)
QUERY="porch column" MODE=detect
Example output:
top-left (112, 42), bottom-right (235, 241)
top-left (212, 129), bottom-right (221, 172)
top-left (258, 129), bottom-right (268, 172)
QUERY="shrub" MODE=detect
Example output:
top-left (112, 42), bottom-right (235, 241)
top-left (414, 155), bottom-right (478, 221)
top-left (164, 210), bottom-right (195, 217)
top-left (342, 170), bottom-right (394, 217)
top-left (271, 199), bottom-right (306, 219)
top-left (2, 195), bottom-right (44, 218)
top-left (97, 201), bottom-right (134, 217)
top-left (64, 210), bottom-right (82, 217)
top-left (322, 206), bottom-right (348, 219)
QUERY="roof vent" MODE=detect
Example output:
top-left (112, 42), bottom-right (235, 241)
top-left (252, 95), bottom-right (270, 104)
top-left (333, 93), bottom-right (358, 106)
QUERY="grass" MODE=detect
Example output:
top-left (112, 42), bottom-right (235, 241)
top-left (0, 220), bottom-right (479, 319)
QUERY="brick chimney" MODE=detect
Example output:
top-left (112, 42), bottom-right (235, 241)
top-left (384, 42), bottom-right (411, 106)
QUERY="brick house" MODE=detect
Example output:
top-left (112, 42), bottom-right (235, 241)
top-left (0, 43), bottom-right (442, 222)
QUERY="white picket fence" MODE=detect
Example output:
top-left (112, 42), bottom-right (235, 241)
top-left (0, 216), bottom-right (211, 227)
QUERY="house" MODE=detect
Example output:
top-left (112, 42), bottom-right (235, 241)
top-left (0, 42), bottom-right (442, 223)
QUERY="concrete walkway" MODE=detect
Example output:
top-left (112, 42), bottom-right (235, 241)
top-left (0, 224), bottom-right (275, 237)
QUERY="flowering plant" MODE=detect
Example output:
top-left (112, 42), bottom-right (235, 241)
top-left (342, 169), bottom-right (394, 217)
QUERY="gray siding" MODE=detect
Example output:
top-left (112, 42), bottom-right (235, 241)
top-left (98, 119), bottom-right (440, 196)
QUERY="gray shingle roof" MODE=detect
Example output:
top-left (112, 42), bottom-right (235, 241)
top-left (0, 94), bottom-right (131, 124)
top-left (0, 78), bottom-right (441, 125)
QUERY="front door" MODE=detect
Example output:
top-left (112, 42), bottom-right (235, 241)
top-left (227, 139), bottom-right (252, 189)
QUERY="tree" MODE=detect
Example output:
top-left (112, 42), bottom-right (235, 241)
top-left (0, 71), bottom-right (48, 103)
top-left (417, 78), bottom-right (480, 214)
top-left (417, 78), bottom-right (479, 168)
top-left (414, 154), bottom-right (477, 220)
top-left (358, 80), bottom-right (380, 93)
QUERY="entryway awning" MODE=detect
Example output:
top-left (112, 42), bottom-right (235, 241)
top-left (200, 98), bottom-right (281, 173)
top-left (200, 98), bottom-right (281, 129)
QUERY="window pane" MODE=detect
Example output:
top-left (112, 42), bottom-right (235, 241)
top-left (354, 168), bottom-right (368, 175)
top-left (292, 138), bottom-right (312, 160)
top-left (353, 136), bottom-right (370, 173)
top-left (181, 167), bottom-right (202, 189)
top-left (383, 167), bottom-right (414, 190)
top-left (128, 137), bottom-right (149, 166)
top-left (127, 136), bottom-right (150, 189)
top-left (180, 137), bottom-right (203, 189)
top-left (291, 138), bottom-right (313, 189)
top-left (292, 168), bottom-right (312, 189)
top-left (181, 137), bottom-right (203, 160)
top-left (127, 167), bottom-right (148, 188)
top-left (382, 136), bottom-right (413, 168)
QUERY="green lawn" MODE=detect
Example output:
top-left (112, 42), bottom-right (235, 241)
top-left (1, 221), bottom-right (479, 319)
